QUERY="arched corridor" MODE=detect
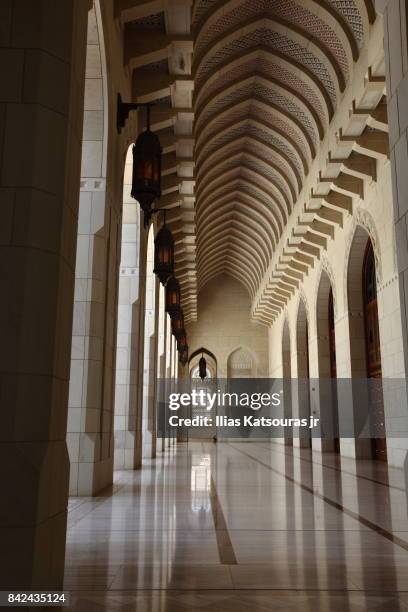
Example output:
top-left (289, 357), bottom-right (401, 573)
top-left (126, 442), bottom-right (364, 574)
top-left (3, 0), bottom-right (408, 609)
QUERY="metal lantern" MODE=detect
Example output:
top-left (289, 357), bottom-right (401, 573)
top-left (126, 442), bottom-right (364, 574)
top-left (165, 276), bottom-right (181, 316)
top-left (154, 212), bottom-right (174, 285)
top-left (131, 106), bottom-right (161, 225)
top-left (171, 309), bottom-right (185, 339)
top-left (199, 354), bottom-right (207, 380)
top-left (179, 348), bottom-right (188, 367)
top-left (177, 334), bottom-right (187, 352)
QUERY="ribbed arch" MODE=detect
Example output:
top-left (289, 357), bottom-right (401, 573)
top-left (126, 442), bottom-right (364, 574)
top-left (196, 183), bottom-right (283, 243)
top-left (193, 0), bottom-right (373, 296)
top-left (196, 147), bottom-right (299, 202)
top-left (195, 77), bottom-right (319, 156)
top-left (199, 260), bottom-right (257, 297)
top-left (196, 152), bottom-right (297, 204)
top-left (198, 210), bottom-right (272, 267)
top-left (197, 132), bottom-right (304, 193)
top-left (196, 111), bottom-right (309, 177)
top-left (198, 164), bottom-right (293, 217)
top-left (194, 0), bottom-right (356, 77)
top-left (198, 229), bottom-right (269, 280)
top-left (196, 72), bottom-right (324, 142)
top-left (194, 18), bottom-right (342, 101)
top-left (194, 47), bottom-right (333, 122)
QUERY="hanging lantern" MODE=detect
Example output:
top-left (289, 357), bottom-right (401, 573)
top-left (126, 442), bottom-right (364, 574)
top-left (131, 105), bottom-right (162, 226)
top-left (153, 211), bottom-right (174, 285)
top-left (199, 354), bottom-right (207, 380)
top-left (171, 310), bottom-right (185, 339)
top-left (166, 276), bottom-right (181, 316)
top-left (179, 347), bottom-right (188, 367)
top-left (177, 334), bottom-right (187, 352)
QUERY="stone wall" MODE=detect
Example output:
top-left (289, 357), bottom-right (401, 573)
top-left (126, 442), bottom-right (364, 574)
top-left (268, 156), bottom-right (408, 466)
top-left (186, 274), bottom-right (269, 378)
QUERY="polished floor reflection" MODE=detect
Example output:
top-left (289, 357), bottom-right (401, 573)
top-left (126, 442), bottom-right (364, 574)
top-left (65, 442), bottom-right (408, 610)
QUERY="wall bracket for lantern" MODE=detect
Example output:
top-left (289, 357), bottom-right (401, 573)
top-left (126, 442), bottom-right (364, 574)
top-left (150, 204), bottom-right (181, 216)
top-left (116, 94), bottom-right (155, 134)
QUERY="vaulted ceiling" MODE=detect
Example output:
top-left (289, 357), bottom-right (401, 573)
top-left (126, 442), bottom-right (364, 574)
top-left (116, 0), bottom-right (384, 325)
top-left (192, 0), bottom-right (375, 300)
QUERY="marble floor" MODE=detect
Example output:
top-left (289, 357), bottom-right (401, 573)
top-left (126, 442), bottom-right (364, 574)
top-left (65, 441), bottom-right (408, 610)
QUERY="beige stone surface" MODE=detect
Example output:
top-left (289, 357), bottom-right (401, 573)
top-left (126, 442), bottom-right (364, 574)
top-left (0, 0), bottom-right (90, 590)
top-left (186, 275), bottom-right (269, 378)
top-left (4, 0), bottom-right (408, 595)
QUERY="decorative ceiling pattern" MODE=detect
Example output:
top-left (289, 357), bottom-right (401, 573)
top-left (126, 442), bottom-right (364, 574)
top-left (197, 122), bottom-right (306, 189)
top-left (325, 0), bottom-right (366, 46)
top-left (194, 56), bottom-right (328, 131)
top-left (195, 28), bottom-right (339, 104)
top-left (119, 0), bottom-right (197, 321)
top-left (127, 11), bottom-right (166, 31)
top-left (196, 80), bottom-right (320, 149)
top-left (194, 0), bottom-right (350, 80)
top-left (193, 0), bottom-right (374, 298)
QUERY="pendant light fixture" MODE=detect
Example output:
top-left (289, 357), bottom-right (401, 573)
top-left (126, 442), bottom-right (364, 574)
top-left (177, 333), bottom-right (187, 352)
top-left (199, 353), bottom-right (207, 380)
top-left (171, 308), bottom-right (185, 339)
top-left (165, 276), bottom-right (181, 316)
top-left (154, 210), bottom-right (174, 286)
top-left (179, 347), bottom-right (188, 367)
top-left (130, 104), bottom-right (162, 226)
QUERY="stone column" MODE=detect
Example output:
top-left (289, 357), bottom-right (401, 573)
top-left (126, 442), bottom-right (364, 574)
top-left (173, 340), bottom-right (179, 446)
top-left (142, 230), bottom-right (157, 458)
top-left (379, 0), bottom-right (408, 371)
top-left (156, 287), bottom-right (166, 451)
top-left (161, 311), bottom-right (172, 450)
top-left (171, 334), bottom-right (178, 446)
top-left (134, 228), bottom-right (148, 468)
top-left (113, 151), bottom-right (141, 471)
top-left (0, 0), bottom-right (89, 588)
top-left (307, 331), bottom-right (323, 453)
top-left (373, 0), bottom-right (408, 468)
top-left (67, 3), bottom-right (116, 496)
top-left (165, 317), bottom-right (173, 447)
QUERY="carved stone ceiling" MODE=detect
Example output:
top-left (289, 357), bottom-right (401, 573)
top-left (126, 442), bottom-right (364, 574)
top-left (192, 0), bottom-right (375, 301)
top-left (117, 0), bottom-right (378, 322)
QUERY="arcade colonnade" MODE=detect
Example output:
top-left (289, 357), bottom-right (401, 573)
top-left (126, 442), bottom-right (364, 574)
top-left (1, 0), bottom-right (408, 593)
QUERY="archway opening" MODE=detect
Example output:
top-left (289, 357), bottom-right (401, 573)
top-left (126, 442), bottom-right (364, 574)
top-left (227, 346), bottom-right (256, 378)
top-left (188, 349), bottom-right (217, 440)
top-left (347, 229), bottom-right (386, 461)
top-left (363, 241), bottom-right (386, 461)
top-left (296, 300), bottom-right (311, 448)
top-left (316, 273), bottom-right (339, 454)
top-left (328, 290), bottom-right (337, 379)
top-left (142, 225), bottom-right (157, 458)
top-left (282, 319), bottom-right (293, 446)
top-left (363, 242), bottom-right (382, 377)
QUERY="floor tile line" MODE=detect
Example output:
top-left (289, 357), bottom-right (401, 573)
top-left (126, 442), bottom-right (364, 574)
top-left (67, 527), bottom-right (372, 532)
top-left (71, 586), bottom-right (383, 592)
top-left (67, 496), bottom-right (120, 531)
top-left (228, 442), bottom-right (408, 554)
top-left (204, 442), bottom-right (238, 566)
top-left (259, 442), bottom-right (404, 493)
top-left (209, 475), bottom-right (238, 565)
